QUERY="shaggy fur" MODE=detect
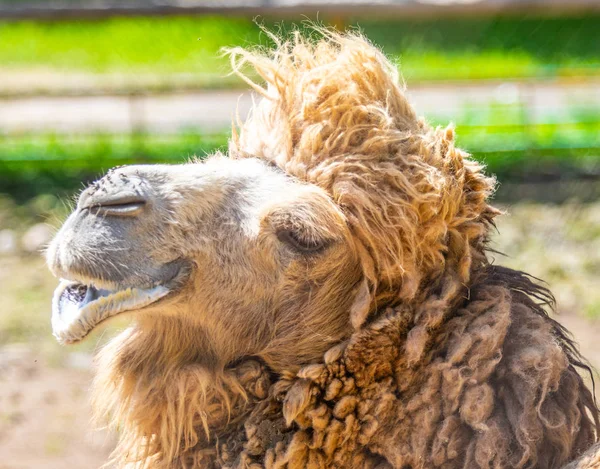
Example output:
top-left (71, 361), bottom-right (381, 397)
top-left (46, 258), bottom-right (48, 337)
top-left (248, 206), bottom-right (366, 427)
top-left (82, 30), bottom-right (600, 468)
top-left (213, 267), bottom-right (598, 469)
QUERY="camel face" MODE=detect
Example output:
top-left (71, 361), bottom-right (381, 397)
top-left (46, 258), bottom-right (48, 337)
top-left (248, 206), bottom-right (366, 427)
top-left (48, 155), bottom-right (361, 368)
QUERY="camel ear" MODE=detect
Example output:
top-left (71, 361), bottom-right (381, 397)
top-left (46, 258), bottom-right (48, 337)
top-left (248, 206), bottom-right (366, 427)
top-left (350, 278), bottom-right (372, 330)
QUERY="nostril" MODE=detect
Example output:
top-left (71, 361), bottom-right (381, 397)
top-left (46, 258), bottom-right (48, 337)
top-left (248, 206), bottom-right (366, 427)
top-left (78, 169), bottom-right (149, 217)
top-left (92, 200), bottom-right (146, 217)
top-left (81, 194), bottom-right (147, 217)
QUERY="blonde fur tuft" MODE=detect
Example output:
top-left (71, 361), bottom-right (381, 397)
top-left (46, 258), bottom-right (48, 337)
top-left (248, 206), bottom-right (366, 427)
top-left (226, 28), bottom-right (499, 306)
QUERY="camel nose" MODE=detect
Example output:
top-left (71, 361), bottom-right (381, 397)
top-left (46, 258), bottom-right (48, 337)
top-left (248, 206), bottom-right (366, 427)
top-left (79, 167), bottom-right (148, 217)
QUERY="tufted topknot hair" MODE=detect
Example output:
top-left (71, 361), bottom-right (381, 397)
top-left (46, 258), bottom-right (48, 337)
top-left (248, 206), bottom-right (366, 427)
top-left (227, 28), bottom-right (500, 304)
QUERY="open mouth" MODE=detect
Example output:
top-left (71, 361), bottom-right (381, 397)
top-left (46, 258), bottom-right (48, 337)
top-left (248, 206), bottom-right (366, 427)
top-left (52, 280), bottom-right (170, 344)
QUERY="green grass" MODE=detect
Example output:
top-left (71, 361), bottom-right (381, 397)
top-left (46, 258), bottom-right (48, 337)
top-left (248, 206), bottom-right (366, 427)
top-left (1, 128), bottom-right (598, 201)
top-left (0, 16), bottom-right (256, 73)
top-left (0, 131), bottom-right (228, 200)
top-left (0, 14), bottom-right (599, 88)
top-left (361, 16), bottom-right (600, 81)
top-left (0, 103), bottom-right (599, 201)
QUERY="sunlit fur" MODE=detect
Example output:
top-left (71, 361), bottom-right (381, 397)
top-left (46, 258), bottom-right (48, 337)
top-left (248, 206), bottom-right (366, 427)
top-left (88, 159), bottom-right (364, 467)
top-left (228, 28), bottom-right (498, 306)
top-left (79, 29), bottom-right (600, 468)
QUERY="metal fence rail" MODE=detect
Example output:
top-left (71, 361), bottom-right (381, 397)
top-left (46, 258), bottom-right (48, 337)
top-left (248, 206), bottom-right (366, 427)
top-left (2, 80), bottom-right (599, 135)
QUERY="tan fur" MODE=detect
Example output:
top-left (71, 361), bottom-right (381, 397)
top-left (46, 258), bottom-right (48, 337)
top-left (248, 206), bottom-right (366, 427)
top-left (74, 30), bottom-right (599, 468)
top-left (227, 29), bottom-right (498, 306)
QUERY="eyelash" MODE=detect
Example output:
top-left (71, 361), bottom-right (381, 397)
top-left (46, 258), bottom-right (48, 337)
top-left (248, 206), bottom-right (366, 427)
top-left (276, 229), bottom-right (328, 254)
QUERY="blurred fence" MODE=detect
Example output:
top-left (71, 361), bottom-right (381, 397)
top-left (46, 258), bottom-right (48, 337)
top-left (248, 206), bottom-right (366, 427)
top-left (2, 80), bottom-right (600, 144)
top-left (1, 80), bottom-right (599, 180)
top-left (3, 79), bottom-right (600, 137)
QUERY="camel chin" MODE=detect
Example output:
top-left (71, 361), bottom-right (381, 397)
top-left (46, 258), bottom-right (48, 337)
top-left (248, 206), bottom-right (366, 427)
top-left (51, 279), bottom-right (170, 344)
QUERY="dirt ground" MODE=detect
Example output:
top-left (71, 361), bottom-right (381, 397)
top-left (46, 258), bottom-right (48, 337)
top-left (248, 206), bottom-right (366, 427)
top-left (0, 346), bottom-right (114, 469)
top-left (1, 201), bottom-right (600, 468)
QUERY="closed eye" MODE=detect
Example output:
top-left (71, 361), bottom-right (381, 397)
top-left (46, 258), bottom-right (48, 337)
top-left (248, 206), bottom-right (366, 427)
top-left (276, 229), bottom-right (330, 254)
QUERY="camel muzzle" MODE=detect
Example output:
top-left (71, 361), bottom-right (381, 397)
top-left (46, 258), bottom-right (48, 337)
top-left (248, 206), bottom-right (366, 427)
top-left (78, 169), bottom-right (149, 218)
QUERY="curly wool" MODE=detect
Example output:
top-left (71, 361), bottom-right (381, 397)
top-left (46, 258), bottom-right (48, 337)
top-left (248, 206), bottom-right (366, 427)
top-left (194, 266), bottom-right (595, 469)
top-left (227, 29), bottom-right (498, 306)
top-left (98, 268), bottom-right (597, 468)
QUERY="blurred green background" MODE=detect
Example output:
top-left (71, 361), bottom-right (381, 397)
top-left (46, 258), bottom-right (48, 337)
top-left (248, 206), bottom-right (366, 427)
top-left (1, 4), bottom-right (600, 468)
top-left (1, 13), bottom-right (599, 201)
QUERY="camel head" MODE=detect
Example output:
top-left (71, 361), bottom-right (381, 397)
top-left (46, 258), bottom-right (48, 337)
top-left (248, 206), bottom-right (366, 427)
top-left (47, 156), bottom-right (364, 371)
top-left (48, 31), bottom-right (500, 375)
top-left (47, 29), bottom-right (504, 466)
